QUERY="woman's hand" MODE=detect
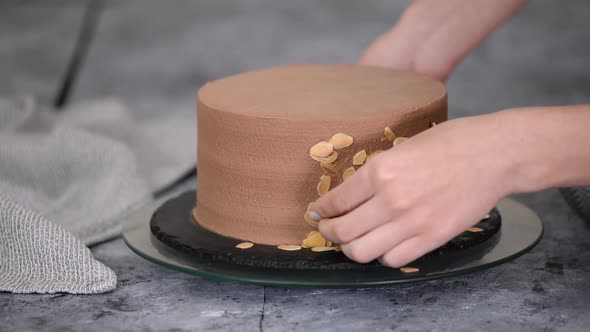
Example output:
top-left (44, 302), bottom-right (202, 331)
top-left (311, 114), bottom-right (515, 267)
top-left (311, 106), bottom-right (590, 267)
top-left (359, 0), bottom-right (527, 81)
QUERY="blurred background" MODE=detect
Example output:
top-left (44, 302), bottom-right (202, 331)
top-left (2, 0), bottom-right (589, 121)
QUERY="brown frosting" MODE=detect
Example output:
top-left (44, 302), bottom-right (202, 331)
top-left (194, 64), bottom-right (447, 245)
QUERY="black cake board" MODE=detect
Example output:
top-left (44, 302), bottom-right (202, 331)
top-left (150, 191), bottom-right (501, 270)
top-left (123, 190), bottom-right (543, 288)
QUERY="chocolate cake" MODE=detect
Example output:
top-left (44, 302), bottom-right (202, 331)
top-left (193, 64), bottom-right (447, 246)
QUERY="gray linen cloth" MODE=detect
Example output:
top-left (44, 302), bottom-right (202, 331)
top-left (0, 96), bottom-right (195, 294)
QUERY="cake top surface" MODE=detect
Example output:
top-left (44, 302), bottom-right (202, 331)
top-left (198, 64), bottom-right (446, 120)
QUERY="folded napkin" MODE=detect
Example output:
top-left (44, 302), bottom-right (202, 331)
top-left (0, 96), bottom-right (195, 294)
top-left (561, 187), bottom-right (590, 223)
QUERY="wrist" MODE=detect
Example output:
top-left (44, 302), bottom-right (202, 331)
top-left (488, 109), bottom-right (550, 195)
top-left (489, 106), bottom-right (590, 194)
top-left (459, 110), bottom-right (555, 197)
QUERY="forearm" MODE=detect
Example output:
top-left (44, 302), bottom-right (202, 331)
top-left (493, 106), bottom-right (590, 194)
top-left (361, 0), bottom-right (527, 80)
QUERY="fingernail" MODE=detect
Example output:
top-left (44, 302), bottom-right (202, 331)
top-left (309, 211), bottom-right (321, 221)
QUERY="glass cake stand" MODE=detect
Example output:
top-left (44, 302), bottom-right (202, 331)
top-left (122, 191), bottom-right (543, 288)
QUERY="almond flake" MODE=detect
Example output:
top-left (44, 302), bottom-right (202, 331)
top-left (400, 267), bottom-right (420, 273)
top-left (311, 246), bottom-right (338, 252)
top-left (430, 122), bottom-right (437, 127)
top-left (235, 242), bottom-right (254, 249)
top-left (309, 142), bottom-right (333, 157)
top-left (317, 175), bottom-right (331, 196)
top-left (302, 232), bottom-right (327, 248)
top-left (384, 127), bottom-right (396, 141)
top-left (467, 227), bottom-right (484, 233)
top-left (483, 213), bottom-right (490, 219)
top-left (328, 133), bottom-right (354, 149)
top-left (342, 167), bottom-right (356, 181)
top-left (311, 151), bottom-right (338, 163)
top-left (353, 150), bottom-right (367, 166)
top-left (393, 137), bottom-right (408, 146)
top-left (307, 230), bottom-right (320, 237)
top-left (320, 162), bottom-right (338, 174)
top-left (277, 244), bottom-right (302, 251)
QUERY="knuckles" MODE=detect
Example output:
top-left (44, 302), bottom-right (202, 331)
top-left (343, 243), bottom-right (374, 264)
top-left (377, 187), bottom-right (414, 213)
top-left (390, 193), bottom-right (414, 212)
top-left (370, 160), bottom-right (396, 186)
top-left (369, 160), bottom-right (419, 213)
top-left (378, 255), bottom-right (406, 268)
top-left (329, 222), bottom-right (355, 244)
top-left (329, 195), bottom-right (351, 215)
top-left (314, 195), bottom-right (345, 220)
top-left (430, 223), bottom-right (458, 247)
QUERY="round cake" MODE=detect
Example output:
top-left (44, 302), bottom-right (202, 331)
top-left (194, 64), bottom-right (447, 245)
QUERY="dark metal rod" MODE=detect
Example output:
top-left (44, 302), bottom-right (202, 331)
top-left (53, 0), bottom-right (104, 109)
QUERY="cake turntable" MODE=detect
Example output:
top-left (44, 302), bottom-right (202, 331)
top-left (123, 190), bottom-right (543, 288)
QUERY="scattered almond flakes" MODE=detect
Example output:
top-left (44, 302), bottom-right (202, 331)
top-left (467, 227), bottom-right (484, 233)
top-left (352, 150), bottom-right (367, 166)
top-left (320, 162), bottom-right (338, 174)
top-left (235, 242), bottom-right (254, 249)
top-left (311, 246), bottom-right (338, 252)
top-left (309, 142), bottom-right (333, 157)
top-left (317, 175), bottom-right (331, 196)
top-left (400, 267), bottom-right (420, 273)
top-left (384, 127), bottom-right (396, 141)
top-left (393, 137), bottom-right (408, 146)
top-left (328, 133), bottom-right (354, 149)
top-left (311, 151), bottom-right (338, 163)
top-left (367, 150), bottom-right (383, 161)
top-left (277, 244), bottom-right (302, 251)
top-left (302, 232), bottom-right (327, 248)
top-left (342, 167), bottom-right (356, 181)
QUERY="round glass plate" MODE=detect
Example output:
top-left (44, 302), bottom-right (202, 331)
top-left (123, 192), bottom-right (543, 288)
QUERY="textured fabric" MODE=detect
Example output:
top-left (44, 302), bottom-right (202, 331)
top-left (560, 187), bottom-right (590, 222)
top-left (0, 96), bottom-right (195, 294)
top-left (0, 194), bottom-right (116, 294)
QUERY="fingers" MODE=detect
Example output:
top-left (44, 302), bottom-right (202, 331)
top-left (379, 232), bottom-right (449, 268)
top-left (339, 216), bottom-right (419, 264)
top-left (311, 162), bottom-right (375, 220)
top-left (358, 32), bottom-right (412, 69)
top-left (319, 193), bottom-right (394, 244)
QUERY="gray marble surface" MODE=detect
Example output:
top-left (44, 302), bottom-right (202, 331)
top-left (2, 0), bottom-right (590, 331)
